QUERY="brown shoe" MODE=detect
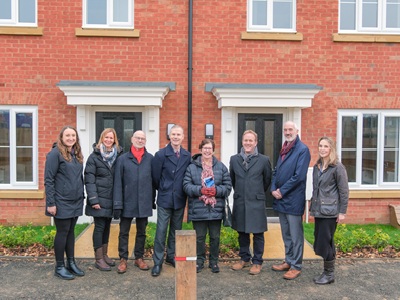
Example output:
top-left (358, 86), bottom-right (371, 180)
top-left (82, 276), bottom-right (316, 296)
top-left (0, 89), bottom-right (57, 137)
top-left (249, 264), bottom-right (262, 275)
top-left (134, 258), bottom-right (149, 271)
top-left (231, 260), bottom-right (250, 271)
top-left (283, 268), bottom-right (301, 280)
top-left (272, 262), bottom-right (290, 272)
top-left (117, 258), bottom-right (127, 274)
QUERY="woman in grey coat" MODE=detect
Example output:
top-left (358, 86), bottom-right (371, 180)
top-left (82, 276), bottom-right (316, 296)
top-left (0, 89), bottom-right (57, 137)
top-left (183, 139), bottom-right (232, 273)
top-left (310, 137), bottom-right (349, 285)
top-left (84, 128), bottom-right (123, 271)
top-left (44, 126), bottom-right (85, 280)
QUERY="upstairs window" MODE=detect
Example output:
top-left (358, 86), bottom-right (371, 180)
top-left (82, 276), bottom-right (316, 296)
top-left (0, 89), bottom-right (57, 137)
top-left (338, 110), bottom-right (400, 189)
top-left (0, 107), bottom-right (38, 189)
top-left (247, 0), bottom-right (296, 32)
top-left (0, 0), bottom-right (36, 27)
top-left (339, 0), bottom-right (400, 34)
top-left (83, 0), bottom-right (133, 29)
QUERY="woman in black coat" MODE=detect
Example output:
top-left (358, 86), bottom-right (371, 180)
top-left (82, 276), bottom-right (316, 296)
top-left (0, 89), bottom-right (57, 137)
top-left (45, 126), bottom-right (85, 280)
top-left (183, 139), bottom-right (232, 274)
top-left (84, 128), bottom-right (123, 271)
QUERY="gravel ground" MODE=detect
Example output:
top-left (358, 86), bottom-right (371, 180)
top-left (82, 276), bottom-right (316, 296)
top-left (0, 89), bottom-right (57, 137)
top-left (0, 258), bottom-right (399, 300)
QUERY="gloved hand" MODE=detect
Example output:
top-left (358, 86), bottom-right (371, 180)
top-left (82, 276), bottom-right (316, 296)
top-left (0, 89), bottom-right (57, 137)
top-left (113, 209), bottom-right (122, 220)
top-left (206, 187), bottom-right (216, 197)
top-left (201, 187), bottom-right (209, 195)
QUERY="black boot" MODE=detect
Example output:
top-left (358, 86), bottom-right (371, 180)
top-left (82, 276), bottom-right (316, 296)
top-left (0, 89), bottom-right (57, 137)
top-left (315, 260), bottom-right (335, 285)
top-left (66, 258), bottom-right (85, 277)
top-left (54, 261), bottom-right (75, 280)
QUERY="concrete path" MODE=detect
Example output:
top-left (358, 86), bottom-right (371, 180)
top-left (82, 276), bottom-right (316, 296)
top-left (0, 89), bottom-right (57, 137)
top-left (75, 223), bottom-right (320, 260)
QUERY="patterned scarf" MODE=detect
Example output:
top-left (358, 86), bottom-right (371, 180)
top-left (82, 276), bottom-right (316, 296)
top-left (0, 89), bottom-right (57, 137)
top-left (199, 159), bottom-right (217, 207)
top-left (100, 144), bottom-right (118, 168)
top-left (280, 139), bottom-right (295, 161)
top-left (240, 146), bottom-right (258, 170)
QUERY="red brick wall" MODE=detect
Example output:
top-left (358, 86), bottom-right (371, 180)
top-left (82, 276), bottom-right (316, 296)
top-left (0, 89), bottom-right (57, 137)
top-left (1, 0), bottom-right (399, 224)
top-left (0, 199), bottom-right (48, 225)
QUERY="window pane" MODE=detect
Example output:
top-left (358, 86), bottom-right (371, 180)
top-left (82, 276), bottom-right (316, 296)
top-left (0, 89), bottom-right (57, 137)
top-left (342, 150), bottom-right (356, 182)
top-left (264, 120), bottom-right (275, 166)
top-left (245, 120), bottom-right (256, 132)
top-left (103, 118), bottom-right (114, 129)
top-left (19, 0), bottom-right (35, 23)
top-left (340, 1), bottom-right (356, 30)
top-left (387, 1), bottom-right (400, 28)
top-left (0, 147), bottom-right (10, 184)
top-left (0, 0), bottom-right (12, 19)
top-left (123, 119), bottom-right (134, 151)
top-left (342, 116), bottom-right (357, 148)
top-left (384, 117), bottom-right (399, 182)
top-left (273, 0), bottom-right (292, 29)
top-left (0, 110), bottom-right (10, 146)
top-left (113, 0), bottom-right (128, 22)
top-left (16, 113), bottom-right (32, 146)
top-left (87, 0), bottom-right (107, 24)
top-left (362, 0), bottom-right (378, 28)
top-left (252, 0), bottom-right (267, 26)
top-left (17, 148), bottom-right (33, 181)
top-left (362, 114), bottom-right (377, 148)
top-left (362, 151), bottom-right (377, 184)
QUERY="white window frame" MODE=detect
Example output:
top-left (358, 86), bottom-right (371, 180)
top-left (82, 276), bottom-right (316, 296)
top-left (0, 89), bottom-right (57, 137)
top-left (0, 106), bottom-right (38, 189)
top-left (338, 109), bottom-right (400, 189)
top-left (247, 0), bottom-right (296, 33)
top-left (82, 0), bottom-right (134, 29)
top-left (0, 0), bottom-right (37, 27)
top-left (339, 0), bottom-right (400, 34)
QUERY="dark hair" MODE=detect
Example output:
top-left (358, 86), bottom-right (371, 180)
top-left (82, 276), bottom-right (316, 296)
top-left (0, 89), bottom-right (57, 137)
top-left (198, 139), bottom-right (215, 151)
top-left (56, 126), bottom-right (83, 163)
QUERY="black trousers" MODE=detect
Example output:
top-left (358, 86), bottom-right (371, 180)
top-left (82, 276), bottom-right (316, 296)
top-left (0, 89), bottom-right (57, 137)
top-left (314, 217), bottom-right (337, 261)
top-left (54, 217), bottom-right (78, 262)
top-left (192, 220), bottom-right (222, 266)
top-left (92, 217), bottom-right (112, 250)
top-left (118, 217), bottom-right (148, 260)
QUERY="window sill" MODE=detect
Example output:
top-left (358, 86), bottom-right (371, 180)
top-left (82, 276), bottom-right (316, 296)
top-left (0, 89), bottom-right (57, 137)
top-left (241, 32), bottom-right (303, 41)
top-left (333, 33), bottom-right (400, 43)
top-left (75, 28), bottom-right (140, 38)
top-left (350, 190), bottom-right (400, 199)
top-left (0, 190), bottom-right (44, 199)
top-left (0, 27), bottom-right (43, 36)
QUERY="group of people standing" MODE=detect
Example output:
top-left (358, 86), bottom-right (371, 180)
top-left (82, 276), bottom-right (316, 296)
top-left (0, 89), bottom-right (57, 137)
top-left (44, 121), bottom-right (348, 285)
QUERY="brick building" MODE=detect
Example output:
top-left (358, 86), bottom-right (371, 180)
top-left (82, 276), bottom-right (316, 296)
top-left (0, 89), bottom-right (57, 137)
top-left (1, 0), bottom-right (399, 225)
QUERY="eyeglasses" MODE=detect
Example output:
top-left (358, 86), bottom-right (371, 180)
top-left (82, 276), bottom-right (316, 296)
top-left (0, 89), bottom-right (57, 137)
top-left (134, 136), bottom-right (146, 141)
top-left (202, 147), bottom-right (213, 150)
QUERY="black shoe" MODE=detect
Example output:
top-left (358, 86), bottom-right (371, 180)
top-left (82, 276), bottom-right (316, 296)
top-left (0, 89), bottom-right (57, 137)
top-left (165, 258), bottom-right (176, 268)
top-left (66, 258), bottom-right (85, 277)
top-left (196, 264), bottom-right (204, 273)
top-left (151, 265), bottom-right (162, 277)
top-left (209, 264), bottom-right (220, 273)
top-left (54, 261), bottom-right (75, 280)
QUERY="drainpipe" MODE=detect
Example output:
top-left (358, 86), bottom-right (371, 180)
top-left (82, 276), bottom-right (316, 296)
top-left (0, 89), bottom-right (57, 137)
top-left (187, 0), bottom-right (193, 153)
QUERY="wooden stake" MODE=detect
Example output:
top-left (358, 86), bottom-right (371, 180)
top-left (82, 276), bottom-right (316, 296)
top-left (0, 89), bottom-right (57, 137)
top-left (175, 230), bottom-right (196, 300)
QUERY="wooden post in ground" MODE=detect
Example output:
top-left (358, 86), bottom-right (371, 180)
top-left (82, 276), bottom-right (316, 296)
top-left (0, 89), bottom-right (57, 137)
top-left (175, 230), bottom-right (196, 300)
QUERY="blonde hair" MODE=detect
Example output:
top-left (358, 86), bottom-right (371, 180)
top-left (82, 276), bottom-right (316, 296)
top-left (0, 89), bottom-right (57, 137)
top-left (242, 130), bottom-right (258, 140)
top-left (317, 136), bottom-right (338, 166)
top-left (56, 126), bottom-right (83, 164)
top-left (96, 128), bottom-right (119, 149)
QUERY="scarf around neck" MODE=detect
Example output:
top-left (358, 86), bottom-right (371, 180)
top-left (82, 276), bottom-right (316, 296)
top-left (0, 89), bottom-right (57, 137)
top-left (131, 145), bottom-right (145, 163)
top-left (240, 146), bottom-right (258, 170)
top-left (280, 138), bottom-right (296, 160)
top-left (100, 144), bottom-right (118, 167)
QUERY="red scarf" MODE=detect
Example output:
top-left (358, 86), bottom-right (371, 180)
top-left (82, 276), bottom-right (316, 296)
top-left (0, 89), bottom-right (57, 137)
top-left (131, 146), bottom-right (145, 163)
top-left (280, 140), bottom-right (295, 161)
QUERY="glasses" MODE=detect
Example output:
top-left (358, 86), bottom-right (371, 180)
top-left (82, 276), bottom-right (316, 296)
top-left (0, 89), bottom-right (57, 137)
top-left (134, 136), bottom-right (146, 141)
top-left (202, 147), bottom-right (213, 150)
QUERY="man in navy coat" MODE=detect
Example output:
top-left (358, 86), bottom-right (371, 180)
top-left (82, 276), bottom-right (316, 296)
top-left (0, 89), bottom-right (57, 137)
top-left (151, 125), bottom-right (191, 276)
top-left (271, 121), bottom-right (311, 280)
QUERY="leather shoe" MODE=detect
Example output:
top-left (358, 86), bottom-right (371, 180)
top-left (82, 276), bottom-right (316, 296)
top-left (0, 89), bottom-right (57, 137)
top-left (283, 268), bottom-right (301, 280)
top-left (165, 258), bottom-right (175, 268)
top-left (209, 264), bottom-right (220, 273)
top-left (249, 264), bottom-right (262, 275)
top-left (117, 258), bottom-right (127, 274)
top-left (231, 260), bottom-right (250, 271)
top-left (134, 258), bottom-right (149, 271)
top-left (196, 264), bottom-right (204, 273)
top-left (272, 261), bottom-right (290, 271)
top-left (151, 264), bottom-right (162, 276)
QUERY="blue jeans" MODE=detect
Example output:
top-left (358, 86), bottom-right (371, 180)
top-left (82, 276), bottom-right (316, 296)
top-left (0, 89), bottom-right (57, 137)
top-left (192, 220), bottom-right (222, 266)
top-left (278, 212), bottom-right (304, 270)
top-left (238, 231), bottom-right (264, 265)
top-left (152, 207), bottom-right (184, 265)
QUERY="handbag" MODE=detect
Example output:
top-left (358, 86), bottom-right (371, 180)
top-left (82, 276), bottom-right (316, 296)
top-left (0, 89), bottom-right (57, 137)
top-left (222, 198), bottom-right (232, 227)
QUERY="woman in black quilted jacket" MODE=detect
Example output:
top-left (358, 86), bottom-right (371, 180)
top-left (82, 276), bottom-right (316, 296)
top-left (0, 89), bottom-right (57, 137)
top-left (84, 128), bottom-right (123, 271)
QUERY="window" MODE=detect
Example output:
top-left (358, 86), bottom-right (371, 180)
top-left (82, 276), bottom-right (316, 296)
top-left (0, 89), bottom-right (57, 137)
top-left (338, 110), bottom-right (400, 188)
top-left (0, 107), bottom-right (38, 189)
top-left (247, 0), bottom-right (296, 32)
top-left (83, 0), bottom-right (133, 29)
top-left (0, 0), bottom-right (36, 27)
top-left (339, 0), bottom-right (400, 34)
